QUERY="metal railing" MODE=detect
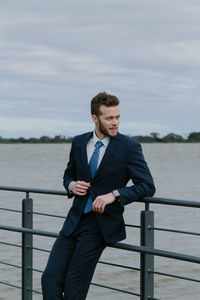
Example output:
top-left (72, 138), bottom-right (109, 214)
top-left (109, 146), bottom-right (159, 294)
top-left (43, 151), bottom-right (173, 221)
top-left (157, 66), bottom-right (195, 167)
top-left (0, 185), bottom-right (200, 300)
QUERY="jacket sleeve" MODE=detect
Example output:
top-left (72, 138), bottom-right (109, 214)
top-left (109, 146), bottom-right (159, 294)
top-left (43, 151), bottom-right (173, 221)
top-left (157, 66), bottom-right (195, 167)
top-left (117, 142), bottom-right (156, 206)
top-left (63, 139), bottom-right (77, 198)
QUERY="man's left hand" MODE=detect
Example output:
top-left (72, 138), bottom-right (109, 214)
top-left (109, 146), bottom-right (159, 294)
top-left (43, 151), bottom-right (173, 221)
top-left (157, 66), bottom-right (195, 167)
top-left (92, 193), bottom-right (115, 214)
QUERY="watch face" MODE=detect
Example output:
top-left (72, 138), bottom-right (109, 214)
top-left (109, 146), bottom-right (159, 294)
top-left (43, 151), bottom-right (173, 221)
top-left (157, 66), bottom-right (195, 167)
top-left (113, 190), bottom-right (120, 198)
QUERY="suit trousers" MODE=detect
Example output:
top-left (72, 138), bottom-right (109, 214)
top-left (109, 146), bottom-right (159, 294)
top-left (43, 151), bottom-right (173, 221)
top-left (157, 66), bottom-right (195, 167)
top-left (41, 212), bottom-right (106, 300)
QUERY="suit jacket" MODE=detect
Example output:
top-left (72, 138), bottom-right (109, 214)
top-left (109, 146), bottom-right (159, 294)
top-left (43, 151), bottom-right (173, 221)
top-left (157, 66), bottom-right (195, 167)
top-left (61, 131), bottom-right (155, 243)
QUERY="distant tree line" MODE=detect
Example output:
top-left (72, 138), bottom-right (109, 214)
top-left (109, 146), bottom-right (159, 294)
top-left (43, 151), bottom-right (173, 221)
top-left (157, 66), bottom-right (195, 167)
top-left (0, 132), bottom-right (200, 143)
top-left (132, 132), bottom-right (200, 143)
top-left (0, 135), bottom-right (73, 144)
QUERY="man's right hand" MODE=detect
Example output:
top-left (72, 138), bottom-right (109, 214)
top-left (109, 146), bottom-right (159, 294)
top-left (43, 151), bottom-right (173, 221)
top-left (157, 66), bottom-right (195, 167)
top-left (69, 181), bottom-right (91, 196)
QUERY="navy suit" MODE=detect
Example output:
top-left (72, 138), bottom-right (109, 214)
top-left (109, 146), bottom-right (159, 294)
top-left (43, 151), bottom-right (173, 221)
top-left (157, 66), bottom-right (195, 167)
top-left (42, 132), bottom-right (155, 299)
top-left (61, 131), bottom-right (155, 243)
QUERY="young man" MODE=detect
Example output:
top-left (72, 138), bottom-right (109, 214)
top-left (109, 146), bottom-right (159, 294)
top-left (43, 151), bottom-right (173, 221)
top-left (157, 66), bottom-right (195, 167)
top-left (42, 92), bottom-right (155, 299)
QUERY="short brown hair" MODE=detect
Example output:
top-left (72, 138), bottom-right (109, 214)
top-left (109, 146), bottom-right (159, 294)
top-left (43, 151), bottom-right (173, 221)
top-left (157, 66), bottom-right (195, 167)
top-left (91, 92), bottom-right (119, 116)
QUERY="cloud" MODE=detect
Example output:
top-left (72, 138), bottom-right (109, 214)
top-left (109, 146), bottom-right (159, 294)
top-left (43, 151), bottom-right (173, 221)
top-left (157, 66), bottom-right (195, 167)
top-left (0, 0), bottom-right (200, 137)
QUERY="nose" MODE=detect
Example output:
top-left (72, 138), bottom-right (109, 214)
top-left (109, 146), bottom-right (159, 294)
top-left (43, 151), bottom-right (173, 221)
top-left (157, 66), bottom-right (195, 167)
top-left (112, 118), bottom-right (119, 126)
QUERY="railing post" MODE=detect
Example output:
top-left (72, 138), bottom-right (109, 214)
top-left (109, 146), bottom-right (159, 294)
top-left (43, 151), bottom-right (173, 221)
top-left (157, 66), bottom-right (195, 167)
top-left (22, 193), bottom-right (33, 300)
top-left (140, 205), bottom-right (154, 300)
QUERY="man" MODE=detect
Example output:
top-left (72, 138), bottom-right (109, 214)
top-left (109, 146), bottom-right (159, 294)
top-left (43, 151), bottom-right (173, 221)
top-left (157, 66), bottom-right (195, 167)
top-left (42, 92), bottom-right (155, 299)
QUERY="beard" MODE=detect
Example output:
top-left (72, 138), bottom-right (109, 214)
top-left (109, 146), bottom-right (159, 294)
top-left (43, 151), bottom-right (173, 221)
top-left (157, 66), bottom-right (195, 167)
top-left (98, 118), bottom-right (118, 138)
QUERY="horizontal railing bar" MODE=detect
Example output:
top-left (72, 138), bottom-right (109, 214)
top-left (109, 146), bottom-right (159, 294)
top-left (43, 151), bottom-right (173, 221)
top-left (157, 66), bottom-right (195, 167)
top-left (152, 226), bottom-right (200, 236)
top-left (31, 263), bottom-right (139, 277)
top-left (0, 208), bottom-right (140, 226)
top-left (144, 197), bottom-right (200, 208)
top-left (0, 261), bottom-right (21, 269)
top-left (30, 267), bottom-right (139, 296)
top-left (31, 247), bottom-right (140, 271)
top-left (0, 280), bottom-right (21, 290)
top-left (33, 211), bottom-right (65, 219)
top-left (32, 261), bottom-right (140, 273)
top-left (0, 207), bottom-right (22, 213)
top-left (91, 282), bottom-right (140, 296)
top-left (31, 246), bottom-right (140, 272)
top-left (0, 185), bottom-right (67, 196)
top-left (0, 241), bottom-right (22, 248)
top-left (1, 185), bottom-right (200, 208)
top-left (31, 285), bottom-right (139, 297)
top-left (32, 268), bottom-right (42, 273)
top-left (31, 264), bottom-right (135, 277)
top-left (33, 213), bottom-right (142, 224)
top-left (32, 289), bottom-right (42, 294)
top-left (32, 215), bottom-right (142, 227)
top-left (33, 213), bottom-right (142, 225)
top-left (110, 243), bottom-right (200, 264)
top-left (1, 224), bottom-right (200, 264)
top-left (32, 246), bottom-right (50, 253)
top-left (125, 224), bottom-right (140, 229)
top-left (32, 262), bottom-right (139, 277)
top-left (99, 260), bottom-right (140, 272)
top-left (153, 270), bottom-right (200, 283)
top-left (0, 224), bottom-right (58, 238)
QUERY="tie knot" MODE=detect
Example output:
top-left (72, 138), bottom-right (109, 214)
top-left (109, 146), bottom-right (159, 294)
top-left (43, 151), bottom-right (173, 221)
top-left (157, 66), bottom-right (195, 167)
top-left (95, 141), bottom-right (103, 150)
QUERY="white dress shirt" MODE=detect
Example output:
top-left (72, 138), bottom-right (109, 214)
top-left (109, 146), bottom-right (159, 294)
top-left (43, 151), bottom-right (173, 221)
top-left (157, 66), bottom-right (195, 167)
top-left (87, 132), bottom-right (110, 168)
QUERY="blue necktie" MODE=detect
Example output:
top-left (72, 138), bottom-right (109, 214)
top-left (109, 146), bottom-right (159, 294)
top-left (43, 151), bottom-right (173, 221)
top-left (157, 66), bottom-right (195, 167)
top-left (84, 141), bottom-right (103, 213)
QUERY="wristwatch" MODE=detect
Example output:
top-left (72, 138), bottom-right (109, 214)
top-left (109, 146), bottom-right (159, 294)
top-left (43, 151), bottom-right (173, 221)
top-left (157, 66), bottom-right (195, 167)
top-left (112, 189), bottom-right (120, 202)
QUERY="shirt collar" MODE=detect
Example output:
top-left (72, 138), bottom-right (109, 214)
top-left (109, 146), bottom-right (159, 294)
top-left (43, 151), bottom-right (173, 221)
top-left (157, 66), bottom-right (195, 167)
top-left (92, 131), bottom-right (110, 147)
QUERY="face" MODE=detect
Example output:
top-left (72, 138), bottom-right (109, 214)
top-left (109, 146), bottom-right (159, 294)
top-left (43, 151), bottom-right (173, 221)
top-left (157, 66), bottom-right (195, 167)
top-left (92, 105), bottom-right (120, 139)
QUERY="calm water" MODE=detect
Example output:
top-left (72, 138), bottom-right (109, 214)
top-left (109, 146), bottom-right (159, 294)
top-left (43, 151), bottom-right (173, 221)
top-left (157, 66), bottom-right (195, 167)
top-left (0, 143), bottom-right (200, 300)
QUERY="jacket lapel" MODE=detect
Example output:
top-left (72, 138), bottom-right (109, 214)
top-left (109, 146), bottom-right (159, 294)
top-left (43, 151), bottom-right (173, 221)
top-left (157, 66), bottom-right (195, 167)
top-left (80, 132), bottom-right (93, 180)
top-left (94, 134), bottom-right (120, 179)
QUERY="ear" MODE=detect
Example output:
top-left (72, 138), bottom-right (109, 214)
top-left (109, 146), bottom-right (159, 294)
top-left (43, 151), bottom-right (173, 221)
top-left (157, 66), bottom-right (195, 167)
top-left (92, 114), bottom-right (98, 125)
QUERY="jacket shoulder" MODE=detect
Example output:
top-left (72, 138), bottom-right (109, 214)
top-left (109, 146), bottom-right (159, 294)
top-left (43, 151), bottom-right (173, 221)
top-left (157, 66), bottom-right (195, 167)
top-left (117, 133), bottom-right (141, 149)
top-left (71, 131), bottom-right (92, 145)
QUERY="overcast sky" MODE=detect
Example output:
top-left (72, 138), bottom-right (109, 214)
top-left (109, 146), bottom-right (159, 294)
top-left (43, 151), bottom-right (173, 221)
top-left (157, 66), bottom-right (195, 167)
top-left (0, 0), bottom-right (200, 138)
